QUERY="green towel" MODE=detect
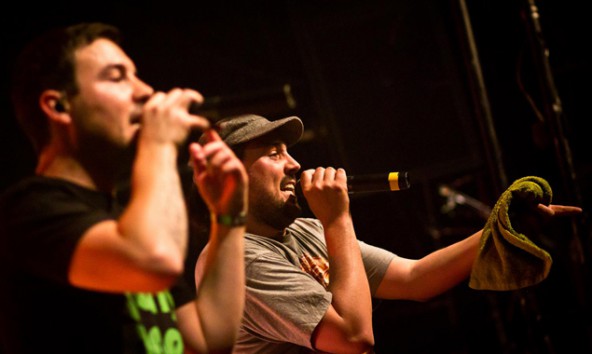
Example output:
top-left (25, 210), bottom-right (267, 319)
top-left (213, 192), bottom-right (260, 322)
top-left (469, 176), bottom-right (553, 291)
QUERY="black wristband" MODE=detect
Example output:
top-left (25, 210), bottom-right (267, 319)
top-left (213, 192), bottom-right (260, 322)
top-left (215, 211), bottom-right (248, 226)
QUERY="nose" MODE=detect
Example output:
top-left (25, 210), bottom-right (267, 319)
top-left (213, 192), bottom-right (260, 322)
top-left (133, 77), bottom-right (154, 101)
top-left (286, 153), bottom-right (301, 174)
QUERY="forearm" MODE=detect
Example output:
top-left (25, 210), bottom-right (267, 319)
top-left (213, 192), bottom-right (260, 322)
top-left (324, 215), bottom-right (373, 339)
top-left (405, 231), bottom-right (482, 300)
top-left (194, 220), bottom-right (245, 351)
top-left (119, 141), bottom-right (187, 273)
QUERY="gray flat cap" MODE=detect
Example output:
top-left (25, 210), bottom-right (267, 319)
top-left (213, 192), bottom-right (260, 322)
top-left (201, 114), bottom-right (303, 147)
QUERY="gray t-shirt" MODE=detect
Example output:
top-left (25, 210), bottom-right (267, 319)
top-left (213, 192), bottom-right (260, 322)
top-left (234, 217), bottom-right (396, 353)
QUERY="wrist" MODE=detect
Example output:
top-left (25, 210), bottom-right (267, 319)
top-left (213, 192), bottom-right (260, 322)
top-left (211, 211), bottom-right (248, 227)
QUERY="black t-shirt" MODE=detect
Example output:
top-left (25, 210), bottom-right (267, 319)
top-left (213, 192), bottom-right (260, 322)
top-left (0, 176), bottom-right (183, 353)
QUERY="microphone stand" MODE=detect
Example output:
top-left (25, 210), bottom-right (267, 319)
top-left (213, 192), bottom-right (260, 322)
top-left (438, 184), bottom-right (492, 221)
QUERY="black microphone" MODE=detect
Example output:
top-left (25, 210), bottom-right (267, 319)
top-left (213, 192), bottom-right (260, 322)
top-left (189, 84), bottom-right (297, 124)
top-left (346, 171), bottom-right (410, 193)
top-left (188, 98), bottom-right (222, 125)
top-left (296, 171), bottom-right (410, 196)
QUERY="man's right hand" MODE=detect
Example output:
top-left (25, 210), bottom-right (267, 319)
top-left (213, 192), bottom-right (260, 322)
top-left (300, 167), bottom-right (350, 226)
top-left (140, 88), bottom-right (210, 147)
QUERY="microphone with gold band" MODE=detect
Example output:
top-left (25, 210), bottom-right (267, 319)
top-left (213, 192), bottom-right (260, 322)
top-left (296, 171), bottom-right (410, 196)
top-left (346, 171), bottom-right (410, 194)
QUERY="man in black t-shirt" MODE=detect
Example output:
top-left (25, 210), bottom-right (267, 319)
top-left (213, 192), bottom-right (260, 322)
top-left (0, 22), bottom-right (247, 353)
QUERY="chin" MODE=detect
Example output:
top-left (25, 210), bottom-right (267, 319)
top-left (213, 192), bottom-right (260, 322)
top-left (284, 200), bottom-right (302, 219)
top-left (286, 194), bottom-right (300, 207)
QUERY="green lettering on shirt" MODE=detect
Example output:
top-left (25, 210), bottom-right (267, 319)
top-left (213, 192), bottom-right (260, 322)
top-left (126, 291), bottom-right (183, 354)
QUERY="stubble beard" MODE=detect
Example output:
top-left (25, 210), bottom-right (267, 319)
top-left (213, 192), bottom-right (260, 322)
top-left (250, 184), bottom-right (302, 232)
top-left (76, 126), bottom-right (137, 191)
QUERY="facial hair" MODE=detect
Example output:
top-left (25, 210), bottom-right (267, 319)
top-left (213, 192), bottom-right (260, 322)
top-left (74, 120), bottom-right (137, 192)
top-left (249, 175), bottom-right (302, 231)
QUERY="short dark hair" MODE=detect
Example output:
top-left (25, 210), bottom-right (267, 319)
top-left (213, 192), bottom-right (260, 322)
top-left (10, 22), bottom-right (121, 154)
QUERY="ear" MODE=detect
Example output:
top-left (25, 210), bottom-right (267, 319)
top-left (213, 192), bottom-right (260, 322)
top-left (40, 90), bottom-right (71, 123)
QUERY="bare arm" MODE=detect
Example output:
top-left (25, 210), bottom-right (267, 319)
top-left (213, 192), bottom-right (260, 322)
top-left (179, 130), bottom-right (248, 353)
top-left (303, 167), bottom-right (374, 354)
top-left (69, 88), bottom-right (210, 293)
top-left (375, 204), bottom-right (583, 301)
top-left (376, 231), bottom-right (481, 301)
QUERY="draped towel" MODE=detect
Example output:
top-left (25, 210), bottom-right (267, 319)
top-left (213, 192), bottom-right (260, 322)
top-left (469, 176), bottom-right (553, 291)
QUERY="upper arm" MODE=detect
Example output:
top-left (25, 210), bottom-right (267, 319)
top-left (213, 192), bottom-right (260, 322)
top-left (373, 255), bottom-right (419, 300)
top-left (68, 219), bottom-right (181, 293)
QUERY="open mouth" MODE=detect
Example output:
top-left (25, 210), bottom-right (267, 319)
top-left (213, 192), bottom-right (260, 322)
top-left (281, 180), bottom-right (297, 196)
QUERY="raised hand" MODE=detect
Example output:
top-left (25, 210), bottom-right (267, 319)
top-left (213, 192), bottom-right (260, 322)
top-left (189, 129), bottom-right (248, 217)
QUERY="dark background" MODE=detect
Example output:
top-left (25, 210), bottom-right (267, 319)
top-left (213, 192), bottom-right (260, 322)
top-left (1, 1), bottom-right (590, 353)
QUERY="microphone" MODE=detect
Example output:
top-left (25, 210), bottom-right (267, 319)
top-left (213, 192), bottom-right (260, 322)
top-left (189, 84), bottom-right (297, 124)
top-left (189, 97), bottom-right (223, 122)
top-left (347, 171), bottom-right (410, 193)
top-left (438, 184), bottom-right (491, 220)
top-left (296, 171), bottom-right (410, 196)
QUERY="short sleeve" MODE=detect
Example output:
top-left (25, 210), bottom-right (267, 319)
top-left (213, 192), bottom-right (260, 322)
top-left (359, 240), bottom-right (396, 295)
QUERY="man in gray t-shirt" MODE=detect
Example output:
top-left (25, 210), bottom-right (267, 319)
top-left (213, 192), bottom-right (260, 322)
top-left (236, 218), bottom-right (394, 353)
top-left (194, 114), bottom-right (581, 354)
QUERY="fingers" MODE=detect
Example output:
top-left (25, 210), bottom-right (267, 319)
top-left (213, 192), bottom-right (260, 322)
top-left (189, 138), bottom-right (247, 215)
top-left (141, 88), bottom-right (210, 144)
top-left (335, 168), bottom-right (347, 182)
top-left (299, 167), bottom-right (349, 224)
top-left (188, 142), bottom-right (206, 173)
top-left (183, 90), bottom-right (211, 132)
top-left (300, 167), bottom-right (347, 192)
top-left (538, 204), bottom-right (583, 217)
top-left (200, 129), bottom-right (222, 144)
top-left (165, 88), bottom-right (209, 131)
top-left (300, 169), bottom-right (313, 185)
top-left (190, 139), bottom-right (242, 179)
top-left (310, 167), bottom-right (326, 185)
top-left (305, 167), bottom-right (346, 183)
